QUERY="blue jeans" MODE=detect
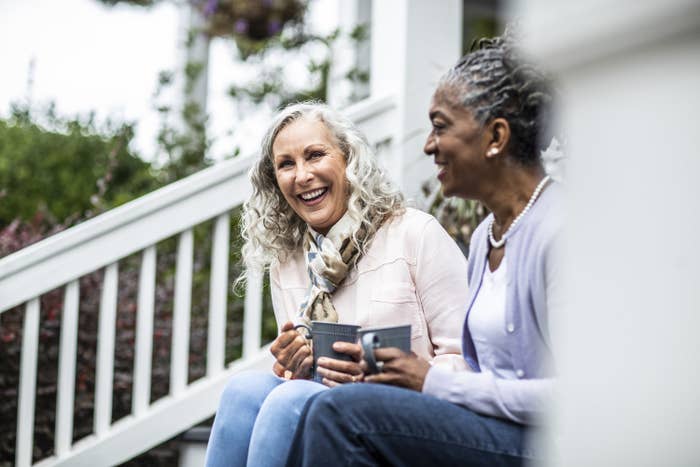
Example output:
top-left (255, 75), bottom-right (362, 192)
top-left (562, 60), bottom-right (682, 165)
top-left (204, 371), bottom-right (326, 467)
top-left (286, 384), bottom-right (536, 467)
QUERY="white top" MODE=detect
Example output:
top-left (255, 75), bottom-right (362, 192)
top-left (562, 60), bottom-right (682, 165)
top-left (270, 208), bottom-right (469, 370)
top-left (467, 257), bottom-right (517, 379)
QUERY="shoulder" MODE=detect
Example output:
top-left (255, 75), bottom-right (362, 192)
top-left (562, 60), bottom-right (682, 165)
top-left (523, 182), bottom-right (564, 244)
top-left (382, 207), bottom-right (447, 239)
top-left (471, 214), bottom-right (492, 250)
top-left (363, 208), bottom-right (449, 264)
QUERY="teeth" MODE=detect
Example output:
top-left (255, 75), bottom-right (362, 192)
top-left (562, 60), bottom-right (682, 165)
top-left (300, 188), bottom-right (326, 200)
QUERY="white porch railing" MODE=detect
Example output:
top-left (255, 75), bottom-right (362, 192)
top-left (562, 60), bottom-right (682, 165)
top-left (0, 94), bottom-right (396, 467)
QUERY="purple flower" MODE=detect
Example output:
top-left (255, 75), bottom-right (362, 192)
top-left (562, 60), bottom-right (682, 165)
top-left (235, 19), bottom-right (249, 34)
top-left (267, 19), bottom-right (282, 35)
top-left (204, 0), bottom-right (218, 16)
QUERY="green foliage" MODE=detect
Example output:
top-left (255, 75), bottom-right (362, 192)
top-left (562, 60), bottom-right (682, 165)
top-left (228, 23), bottom-right (369, 110)
top-left (0, 104), bottom-right (157, 228)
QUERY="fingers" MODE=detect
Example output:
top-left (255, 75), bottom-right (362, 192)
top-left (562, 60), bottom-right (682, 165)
top-left (271, 330), bottom-right (309, 369)
top-left (332, 341), bottom-right (362, 361)
top-left (317, 357), bottom-right (362, 375)
top-left (363, 354), bottom-right (430, 391)
top-left (286, 342), bottom-right (312, 376)
top-left (272, 361), bottom-right (286, 377)
top-left (372, 347), bottom-right (407, 362)
top-left (291, 355), bottom-right (313, 380)
top-left (316, 357), bottom-right (364, 387)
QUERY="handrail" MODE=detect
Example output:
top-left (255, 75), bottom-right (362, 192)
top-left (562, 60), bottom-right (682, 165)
top-left (3, 92), bottom-right (397, 467)
top-left (0, 94), bottom-right (396, 313)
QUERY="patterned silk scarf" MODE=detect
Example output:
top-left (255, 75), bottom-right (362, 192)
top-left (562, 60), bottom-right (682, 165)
top-left (297, 212), bottom-right (365, 326)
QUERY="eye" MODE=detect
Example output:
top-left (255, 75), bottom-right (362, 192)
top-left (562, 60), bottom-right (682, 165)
top-left (431, 120), bottom-right (446, 132)
top-left (277, 159), bottom-right (294, 170)
top-left (308, 150), bottom-right (326, 160)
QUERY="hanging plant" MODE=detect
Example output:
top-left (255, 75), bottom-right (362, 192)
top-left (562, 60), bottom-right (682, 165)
top-left (195, 0), bottom-right (307, 55)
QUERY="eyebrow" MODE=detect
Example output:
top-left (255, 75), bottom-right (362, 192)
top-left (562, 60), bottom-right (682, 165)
top-left (429, 110), bottom-right (450, 121)
top-left (273, 143), bottom-right (330, 160)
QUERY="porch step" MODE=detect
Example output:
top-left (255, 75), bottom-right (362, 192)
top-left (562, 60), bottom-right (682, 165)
top-left (179, 426), bottom-right (211, 467)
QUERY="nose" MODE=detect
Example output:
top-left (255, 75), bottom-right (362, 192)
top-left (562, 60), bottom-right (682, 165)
top-left (423, 132), bottom-right (436, 156)
top-left (295, 161), bottom-right (313, 185)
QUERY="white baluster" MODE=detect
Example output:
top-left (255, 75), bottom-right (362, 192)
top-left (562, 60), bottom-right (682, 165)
top-left (133, 246), bottom-right (156, 416)
top-left (207, 213), bottom-right (230, 376)
top-left (171, 229), bottom-right (193, 396)
top-left (243, 269), bottom-right (263, 358)
top-left (16, 298), bottom-right (40, 467)
top-left (95, 262), bottom-right (119, 436)
top-left (55, 280), bottom-right (80, 456)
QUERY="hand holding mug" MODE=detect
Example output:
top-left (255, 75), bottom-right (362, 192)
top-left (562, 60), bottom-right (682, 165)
top-left (270, 321), bottom-right (312, 379)
top-left (363, 348), bottom-right (431, 392)
top-left (315, 341), bottom-right (364, 387)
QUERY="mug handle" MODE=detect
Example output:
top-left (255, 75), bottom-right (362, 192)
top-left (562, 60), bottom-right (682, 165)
top-left (293, 323), bottom-right (312, 340)
top-left (361, 332), bottom-right (382, 374)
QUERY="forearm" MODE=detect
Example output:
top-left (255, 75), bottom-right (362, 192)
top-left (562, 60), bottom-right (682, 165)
top-left (422, 366), bottom-right (553, 425)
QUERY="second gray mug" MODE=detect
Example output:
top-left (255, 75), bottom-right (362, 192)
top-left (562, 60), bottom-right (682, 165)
top-left (359, 324), bottom-right (411, 374)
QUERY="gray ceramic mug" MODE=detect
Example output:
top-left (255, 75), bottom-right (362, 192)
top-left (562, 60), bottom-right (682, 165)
top-left (294, 321), bottom-right (360, 383)
top-left (359, 324), bottom-right (411, 374)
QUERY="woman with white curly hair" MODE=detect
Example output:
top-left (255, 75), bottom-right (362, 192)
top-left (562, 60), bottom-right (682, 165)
top-left (204, 102), bottom-right (469, 467)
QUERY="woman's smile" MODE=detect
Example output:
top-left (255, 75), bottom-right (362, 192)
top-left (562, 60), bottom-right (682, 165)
top-left (298, 187), bottom-right (328, 205)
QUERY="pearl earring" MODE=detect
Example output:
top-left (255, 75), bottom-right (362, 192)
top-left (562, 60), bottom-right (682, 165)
top-left (487, 148), bottom-right (498, 156)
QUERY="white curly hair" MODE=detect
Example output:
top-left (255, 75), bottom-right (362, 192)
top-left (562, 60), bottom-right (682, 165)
top-left (240, 101), bottom-right (405, 275)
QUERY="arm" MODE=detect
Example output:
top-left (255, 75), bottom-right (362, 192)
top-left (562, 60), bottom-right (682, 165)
top-left (421, 221), bottom-right (561, 425)
top-left (269, 267), bottom-right (313, 378)
top-left (423, 366), bottom-right (553, 425)
top-left (413, 217), bottom-right (470, 369)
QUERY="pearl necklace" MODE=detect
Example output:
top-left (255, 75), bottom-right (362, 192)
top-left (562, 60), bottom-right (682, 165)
top-left (488, 175), bottom-right (551, 249)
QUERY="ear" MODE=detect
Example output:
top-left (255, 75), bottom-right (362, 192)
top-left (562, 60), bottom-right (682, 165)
top-left (484, 118), bottom-right (511, 159)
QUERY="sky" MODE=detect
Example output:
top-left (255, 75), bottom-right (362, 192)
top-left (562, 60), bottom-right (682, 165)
top-left (0, 0), bottom-right (336, 163)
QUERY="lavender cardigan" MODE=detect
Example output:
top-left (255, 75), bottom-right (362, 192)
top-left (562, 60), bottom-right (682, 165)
top-left (423, 183), bottom-right (562, 425)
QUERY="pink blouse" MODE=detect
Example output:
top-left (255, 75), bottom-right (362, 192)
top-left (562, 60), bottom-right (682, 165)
top-left (270, 208), bottom-right (470, 369)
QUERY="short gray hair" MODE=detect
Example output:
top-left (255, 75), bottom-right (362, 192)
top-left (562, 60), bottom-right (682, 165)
top-left (438, 32), bottom-right (556, 166)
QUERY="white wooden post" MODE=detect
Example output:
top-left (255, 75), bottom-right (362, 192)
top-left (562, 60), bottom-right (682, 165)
top-left (171, 229), bottom-right (194, 396)
top-left (207, 213), bottom-right (230, 376)
top-left (517, 0), bottom-right (700, 464)
top-left (243, 270), bottom-right (263, 358)
top-left (16, 298), bottom-right (40, 467)
top-left (133, 246), bottom-right (156, 416)
top-left (327, 0), bottom-right (371, 108)
top-left (370, 0), bottom-right (462, 203)
top-left (95, 262), bottom-right (119, 436)
top-left (55, 280), bottom-right (80, 457)
top-left (177, 1), bottom-right (210, 138)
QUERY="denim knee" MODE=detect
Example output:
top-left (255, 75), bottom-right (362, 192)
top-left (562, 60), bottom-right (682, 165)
top-left (219, 371), bottom-right (282, 405)
top-left (259, 379), bottom-right (326, 417)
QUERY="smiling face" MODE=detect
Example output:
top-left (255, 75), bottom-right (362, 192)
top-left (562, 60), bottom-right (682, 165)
top-left (272, 117), bottom-right (349, 235)
top-left (424, 85), bottom-right (491, 200)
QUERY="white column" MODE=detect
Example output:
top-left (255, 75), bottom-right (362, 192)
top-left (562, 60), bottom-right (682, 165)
top-left (516, 1), bottom-right (700, 465)
top-left (370, 0), bottom-right (462, 203)
top-left (326, 0), bottom-right (371, 108)
top-left (177, 2), bottom-right (210, 138)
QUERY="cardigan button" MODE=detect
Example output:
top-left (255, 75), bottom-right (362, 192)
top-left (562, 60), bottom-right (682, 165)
top-left (516, 369), bottom-right (525, 378)
top-left (507, 323), bottom-right (515, 333)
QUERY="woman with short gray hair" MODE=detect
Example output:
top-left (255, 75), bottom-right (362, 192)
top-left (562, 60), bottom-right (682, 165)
top-left (204, 102), bottom-right (469, 467)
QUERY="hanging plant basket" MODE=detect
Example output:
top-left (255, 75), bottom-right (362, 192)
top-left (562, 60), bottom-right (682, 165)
top-left (195, 0), bottom-right (306, 44)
